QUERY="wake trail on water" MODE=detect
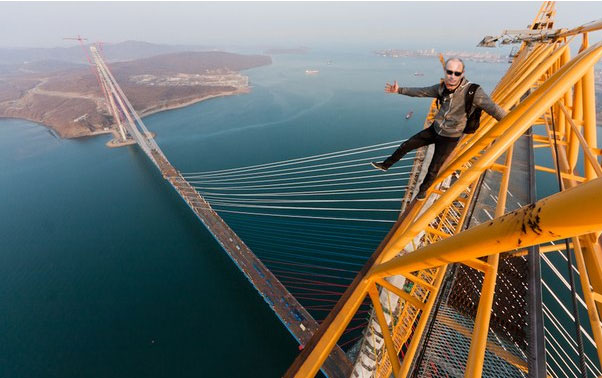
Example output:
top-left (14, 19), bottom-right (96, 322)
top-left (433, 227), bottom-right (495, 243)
top-left (193, 88), bottom-right (335, 141)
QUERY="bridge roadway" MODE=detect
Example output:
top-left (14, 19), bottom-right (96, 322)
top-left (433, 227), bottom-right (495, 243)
top-left (89, 45), bottom-right (352, 376)
top-left (151, 150), bottom-right (352, 377)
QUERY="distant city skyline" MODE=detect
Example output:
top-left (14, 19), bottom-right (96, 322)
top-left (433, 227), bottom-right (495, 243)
top-left (2, 2), bottom-right (600, 51)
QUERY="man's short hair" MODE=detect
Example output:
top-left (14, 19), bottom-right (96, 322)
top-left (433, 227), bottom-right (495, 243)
top-left (445, 57), bottom-right (465, 72)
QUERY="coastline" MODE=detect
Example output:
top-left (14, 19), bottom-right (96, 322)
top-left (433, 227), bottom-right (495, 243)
top-left (137, 87), bottom-right (250, 118)
top-left (0, 87), bottom-right (251, 141)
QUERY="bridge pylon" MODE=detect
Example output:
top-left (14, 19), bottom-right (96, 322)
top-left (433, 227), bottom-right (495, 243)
top-left (89, 45), bottom-right (136, 147)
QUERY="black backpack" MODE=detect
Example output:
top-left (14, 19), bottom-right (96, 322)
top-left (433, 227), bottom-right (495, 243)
top-left (436, 83), bottom-right (482, 134)
top-left (463, 83), bottom-right (482, 134)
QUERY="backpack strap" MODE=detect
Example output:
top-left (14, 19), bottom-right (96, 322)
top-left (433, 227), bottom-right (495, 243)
top-left (465, 83), bottom-right (480, 114)
top-left (435, 81), bottom-right (445, 109)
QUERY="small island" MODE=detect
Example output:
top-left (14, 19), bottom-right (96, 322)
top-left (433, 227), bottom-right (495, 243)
top-left (0, 48), bottom-right (271, 139)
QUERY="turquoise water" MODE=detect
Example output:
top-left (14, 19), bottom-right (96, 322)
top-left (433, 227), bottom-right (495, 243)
top-left (0, 51), bottom-right (514, 377)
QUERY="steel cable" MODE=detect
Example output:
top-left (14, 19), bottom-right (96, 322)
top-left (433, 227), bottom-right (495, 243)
top-left (550, 109), bottom-right (588, 378)
top-left (182, 139), bottom-right (405, 177)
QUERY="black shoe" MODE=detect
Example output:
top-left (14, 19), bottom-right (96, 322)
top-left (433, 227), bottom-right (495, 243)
top-left (415, 191), bottom-right (427, 200)
top-left (371, 162), bottom-right (388, 172)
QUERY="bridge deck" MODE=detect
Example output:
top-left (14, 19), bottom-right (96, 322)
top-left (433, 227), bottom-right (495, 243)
top-left (410, 131), bottom-right (536, 376)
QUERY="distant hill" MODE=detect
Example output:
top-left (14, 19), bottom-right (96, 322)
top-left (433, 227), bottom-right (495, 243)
top-left (0, 59), bottom-right (85, 76)
top-left (108, 51), bottom-right (272, 81)
top-left (0, 40), bottom-right (216, 75)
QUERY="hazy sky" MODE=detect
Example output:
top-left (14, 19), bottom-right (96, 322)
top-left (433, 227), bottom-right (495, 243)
top-left (1, 2), bottom-right (600, 50)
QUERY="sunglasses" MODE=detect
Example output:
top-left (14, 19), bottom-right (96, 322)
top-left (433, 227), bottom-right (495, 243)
top-left (446, 69), bottom-right (463, 77)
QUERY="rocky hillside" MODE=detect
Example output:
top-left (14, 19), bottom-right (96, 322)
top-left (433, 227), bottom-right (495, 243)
top-left (0, 50), bottom-right (271, 138)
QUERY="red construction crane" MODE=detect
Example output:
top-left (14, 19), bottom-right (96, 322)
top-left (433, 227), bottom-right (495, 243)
top-left (63, 34), bottom-right (92, 65)
top-left (63, 35), bottom-right (109, 110)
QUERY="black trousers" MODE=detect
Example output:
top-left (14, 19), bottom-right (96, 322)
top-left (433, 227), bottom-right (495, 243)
top-left (383, 125), bottom-right (460, 194)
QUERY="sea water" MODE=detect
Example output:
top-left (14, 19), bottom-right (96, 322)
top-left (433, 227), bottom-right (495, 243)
top-left (4, 48), bottom-right (579, 377)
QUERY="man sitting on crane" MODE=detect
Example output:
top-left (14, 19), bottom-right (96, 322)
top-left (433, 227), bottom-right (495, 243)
top-left (371, 58), bottom-right (506, 200)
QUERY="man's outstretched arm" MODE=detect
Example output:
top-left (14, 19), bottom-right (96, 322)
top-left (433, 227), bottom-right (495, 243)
top-left (473, 86), bottom-right (507, 121)
top-left (385, 80), bottom-right (440, 98)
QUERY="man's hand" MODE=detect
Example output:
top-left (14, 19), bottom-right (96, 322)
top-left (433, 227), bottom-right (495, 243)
top-left (385, 80), bottom-right (399, 94)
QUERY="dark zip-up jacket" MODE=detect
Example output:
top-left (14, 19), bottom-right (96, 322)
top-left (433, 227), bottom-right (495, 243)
top-left (398, 78), bottom-right (507, 137)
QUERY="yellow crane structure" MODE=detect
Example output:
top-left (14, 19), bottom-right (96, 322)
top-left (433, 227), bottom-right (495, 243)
top-left (286, 2), bottom-right (602, 377)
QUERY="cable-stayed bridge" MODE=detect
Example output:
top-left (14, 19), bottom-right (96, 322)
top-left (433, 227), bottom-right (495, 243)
top-left (80, 2), bottom-right (602, 377)
top-left (89, 44), bottom-right (355, 378)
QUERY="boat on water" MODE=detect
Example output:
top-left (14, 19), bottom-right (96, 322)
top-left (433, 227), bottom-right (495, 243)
top-left (406, 111), bottom-right (414, 119)
top-left (413, 72), bottom-right (424, 76)
top-left (305, 69), bottom-right (319, 75)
